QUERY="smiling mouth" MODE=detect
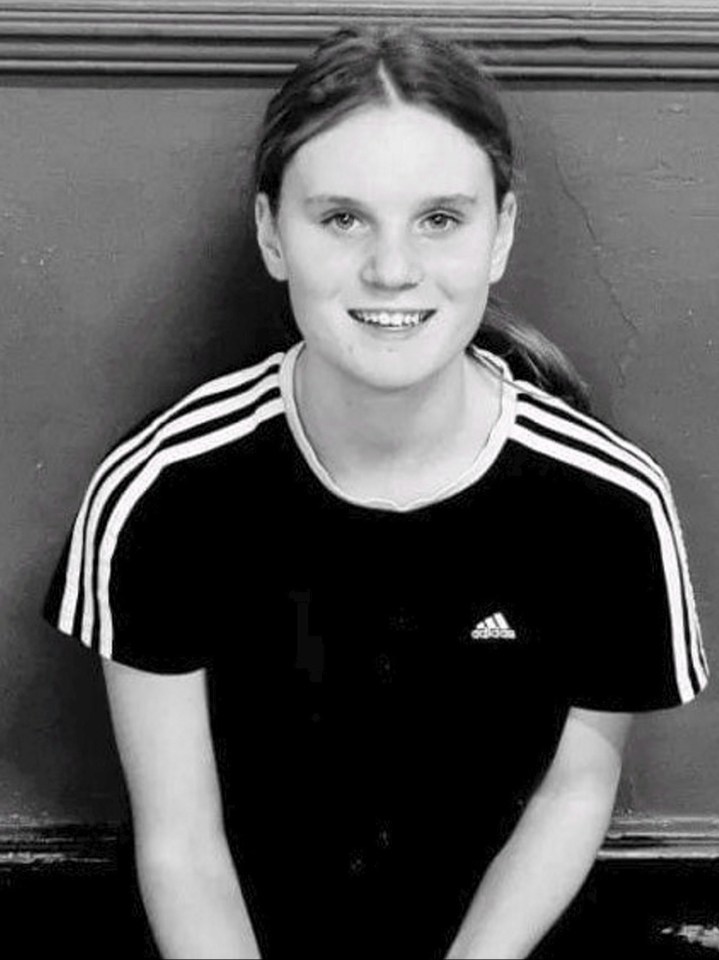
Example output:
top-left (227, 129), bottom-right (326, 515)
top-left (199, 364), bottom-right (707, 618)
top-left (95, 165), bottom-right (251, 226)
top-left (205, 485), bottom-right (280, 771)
top-left (347, 309), bottom-right (436, 329)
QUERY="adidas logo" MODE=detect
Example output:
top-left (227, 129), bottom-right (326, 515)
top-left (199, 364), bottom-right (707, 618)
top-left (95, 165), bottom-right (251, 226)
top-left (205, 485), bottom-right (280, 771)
top-left (471, 612), bottom-right (517, 640)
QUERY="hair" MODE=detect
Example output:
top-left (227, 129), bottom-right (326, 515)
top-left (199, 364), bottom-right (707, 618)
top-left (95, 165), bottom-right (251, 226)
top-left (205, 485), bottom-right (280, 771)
top-left (251, 23), bottom-right (591, 413)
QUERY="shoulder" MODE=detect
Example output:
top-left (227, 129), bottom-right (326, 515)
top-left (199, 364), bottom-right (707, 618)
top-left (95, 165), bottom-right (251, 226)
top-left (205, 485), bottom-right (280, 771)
top-left (91, 349), bottom-right (287, 517)
top-left (503, 381), bottom-right (708, 710)
top-left (72, 346), bottom-right (289, 585)
top-left (507, 376), bottom-right (673, 519)
top-left (112, 349), bottom-right (285, 460)
top-left (44, 348), bottom-right (289, 654)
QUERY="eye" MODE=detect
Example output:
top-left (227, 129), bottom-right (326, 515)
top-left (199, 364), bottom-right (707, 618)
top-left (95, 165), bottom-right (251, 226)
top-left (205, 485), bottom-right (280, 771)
top-left (423, 211), bottom-right (461, 232)
top-left (322, 211), bottom-right (361, 232)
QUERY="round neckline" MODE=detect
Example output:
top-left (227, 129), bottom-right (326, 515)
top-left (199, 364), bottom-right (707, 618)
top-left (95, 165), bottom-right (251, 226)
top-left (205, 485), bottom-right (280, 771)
top-left (279, 340), bottom-right (517, 513)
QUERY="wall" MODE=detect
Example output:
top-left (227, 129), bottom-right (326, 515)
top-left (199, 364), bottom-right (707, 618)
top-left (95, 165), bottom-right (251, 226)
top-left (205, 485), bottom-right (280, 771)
top-left (1, 3), bottom-right (717, 840)
top-left (502, 83), bottom-right (719, 819)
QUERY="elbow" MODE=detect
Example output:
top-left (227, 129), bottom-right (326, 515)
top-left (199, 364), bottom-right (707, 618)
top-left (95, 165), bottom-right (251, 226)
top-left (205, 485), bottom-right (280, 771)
top-left (532, 762), bottom-right (624, 825)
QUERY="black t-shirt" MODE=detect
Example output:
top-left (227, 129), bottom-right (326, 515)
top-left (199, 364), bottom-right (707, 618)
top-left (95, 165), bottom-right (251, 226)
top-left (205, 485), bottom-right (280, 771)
top-left (44, 342), bottom-right (708, 957)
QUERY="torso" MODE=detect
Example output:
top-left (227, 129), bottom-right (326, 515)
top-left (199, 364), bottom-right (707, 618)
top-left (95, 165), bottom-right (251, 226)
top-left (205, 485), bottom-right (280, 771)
top-left (46, 340), bottom-right (704, 957)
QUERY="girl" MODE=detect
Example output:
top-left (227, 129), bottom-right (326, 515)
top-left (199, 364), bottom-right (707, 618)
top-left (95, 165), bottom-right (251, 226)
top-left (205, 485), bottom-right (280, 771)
top-left (44, 24), bottom-right (708, 960)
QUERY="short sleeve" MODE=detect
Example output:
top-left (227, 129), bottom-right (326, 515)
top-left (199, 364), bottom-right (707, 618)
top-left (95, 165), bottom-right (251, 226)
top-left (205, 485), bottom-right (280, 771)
top-left (43, 435), bottom-right (212, 675)
top-left (557, 469), bottom-right (709, 713)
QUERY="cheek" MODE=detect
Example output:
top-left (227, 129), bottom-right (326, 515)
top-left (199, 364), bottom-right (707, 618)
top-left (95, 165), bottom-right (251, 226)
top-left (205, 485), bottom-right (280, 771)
top-left (434, 239), bottom-right (496, 297)
top-left (285, 229), bottom-right (357, 293)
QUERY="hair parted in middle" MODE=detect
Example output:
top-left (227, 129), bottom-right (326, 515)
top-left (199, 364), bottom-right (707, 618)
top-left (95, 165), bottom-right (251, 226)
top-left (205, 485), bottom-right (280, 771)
top-left (251, 23), bottom-right (590, 412)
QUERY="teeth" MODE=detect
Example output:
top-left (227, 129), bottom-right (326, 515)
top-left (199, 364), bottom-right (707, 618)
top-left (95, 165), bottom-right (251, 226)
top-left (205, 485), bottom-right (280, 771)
top-left (354, 310), bottom-right (427, 328)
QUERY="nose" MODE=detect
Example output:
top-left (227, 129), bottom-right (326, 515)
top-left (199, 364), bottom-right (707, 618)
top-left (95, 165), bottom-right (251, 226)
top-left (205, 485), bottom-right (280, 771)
top-left (360, 230), bottom-right (423, 290)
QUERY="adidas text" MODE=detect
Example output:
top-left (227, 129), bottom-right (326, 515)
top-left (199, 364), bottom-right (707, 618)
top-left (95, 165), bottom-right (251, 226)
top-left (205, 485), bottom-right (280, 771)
top-left (471, 626), bottom-right (517, 640)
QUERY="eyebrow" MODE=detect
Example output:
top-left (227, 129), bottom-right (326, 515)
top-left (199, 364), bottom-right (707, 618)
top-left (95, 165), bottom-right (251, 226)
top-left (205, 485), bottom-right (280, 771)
top-left (303, 193), bottom-right (478, 210)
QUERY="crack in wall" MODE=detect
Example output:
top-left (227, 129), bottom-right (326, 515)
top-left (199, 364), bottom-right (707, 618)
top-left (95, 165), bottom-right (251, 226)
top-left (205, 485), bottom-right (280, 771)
top-left (552, 147), bottom-right (641, 386)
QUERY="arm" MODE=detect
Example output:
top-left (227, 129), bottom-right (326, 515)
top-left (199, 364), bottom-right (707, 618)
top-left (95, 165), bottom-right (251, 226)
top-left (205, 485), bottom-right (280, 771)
top-left (445, 706), bottom-right (632, 960)
top-left (102, 659), bottom-right (262, 960)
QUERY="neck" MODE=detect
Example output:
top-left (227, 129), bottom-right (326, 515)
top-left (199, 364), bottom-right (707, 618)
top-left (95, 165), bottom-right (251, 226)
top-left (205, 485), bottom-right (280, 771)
top-left (293, 345), bottom-right (500, 489)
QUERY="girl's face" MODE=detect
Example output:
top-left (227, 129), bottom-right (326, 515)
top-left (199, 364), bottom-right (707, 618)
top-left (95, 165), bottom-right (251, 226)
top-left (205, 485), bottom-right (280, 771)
top-left (256, 101), bottom-right (516, 392)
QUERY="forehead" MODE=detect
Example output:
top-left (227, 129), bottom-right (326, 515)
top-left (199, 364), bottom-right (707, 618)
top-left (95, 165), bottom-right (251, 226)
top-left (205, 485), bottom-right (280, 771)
top-left (282, 102), bottom-right (493, 203)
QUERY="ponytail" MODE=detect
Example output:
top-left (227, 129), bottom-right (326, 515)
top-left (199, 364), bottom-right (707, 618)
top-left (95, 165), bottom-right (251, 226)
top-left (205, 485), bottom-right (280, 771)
top-left (475, 297), bottom-right (591, 413)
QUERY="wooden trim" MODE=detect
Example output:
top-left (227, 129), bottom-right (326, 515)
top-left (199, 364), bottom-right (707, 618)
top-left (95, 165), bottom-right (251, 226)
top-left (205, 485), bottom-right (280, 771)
top-left (0, 2), bottom-right (718, 80)
top-left (601, 816), bottom-right (719, 861)
top-left (1, 817), bottom-right (719, 872)
top-left (0, 823), bottom-right (121, 873)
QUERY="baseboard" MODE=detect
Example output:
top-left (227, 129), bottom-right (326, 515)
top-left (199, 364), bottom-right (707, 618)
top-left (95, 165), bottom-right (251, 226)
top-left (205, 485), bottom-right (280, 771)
top-left (0, 821), bottom-right (123, 873)
top-left (0, 2), bottom-right (719, 80)
top-left (603, 816), bottom-right (719, 861)
top-left (2, 816), bottom-right (719, 871)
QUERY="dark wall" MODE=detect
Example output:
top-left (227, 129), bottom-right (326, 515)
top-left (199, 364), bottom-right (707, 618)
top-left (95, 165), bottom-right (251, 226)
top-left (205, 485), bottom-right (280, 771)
top-left (2, 75), bottom-right (716, 825)
top-left (502, 84), bottom-right (719, 815)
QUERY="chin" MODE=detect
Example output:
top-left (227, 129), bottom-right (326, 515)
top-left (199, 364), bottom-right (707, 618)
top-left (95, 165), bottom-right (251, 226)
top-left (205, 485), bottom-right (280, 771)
top-left (345, 352), bottom-right (450, 394)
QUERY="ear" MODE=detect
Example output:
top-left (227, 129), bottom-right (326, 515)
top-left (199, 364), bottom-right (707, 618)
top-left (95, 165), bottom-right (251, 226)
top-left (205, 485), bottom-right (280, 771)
top-left (489, 191), bottom-right (517, 284)
top-left (255, 192), bottom-right (288, 282)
